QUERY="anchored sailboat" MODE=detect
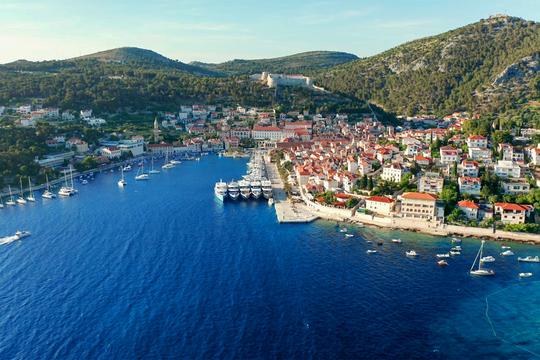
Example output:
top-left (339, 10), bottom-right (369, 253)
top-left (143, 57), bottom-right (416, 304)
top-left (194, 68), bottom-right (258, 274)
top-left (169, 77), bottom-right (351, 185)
top-left (149, 157), bottom-right (160, 174)
top-left (470, 241), bottom-right (495, 276)
top-left (58, 166), bottom-right (77, 197)
top-left (26, 177), bottom-right (36, 202)
top-left (42, 173), bottom-right (56, 199)
top-left (118, 166), bottom-right (127, 187)
top-left (16, 178), bottom-right (27, 204)
top-left (134, 162), bottom-right (149, 180)
top-left (6, 186), bottom-right (16, 206)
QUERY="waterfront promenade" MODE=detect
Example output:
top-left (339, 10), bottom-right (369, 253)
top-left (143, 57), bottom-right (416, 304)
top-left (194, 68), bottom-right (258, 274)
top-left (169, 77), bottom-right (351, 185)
top-left (265, 157), bottom-right (318, 223)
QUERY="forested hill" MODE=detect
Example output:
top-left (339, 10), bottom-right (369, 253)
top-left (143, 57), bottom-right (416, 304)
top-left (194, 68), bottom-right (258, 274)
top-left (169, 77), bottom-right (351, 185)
top-left (317, 15), bottom-right (540, 116)
top-left (191, 51), bottom-right (359, 75)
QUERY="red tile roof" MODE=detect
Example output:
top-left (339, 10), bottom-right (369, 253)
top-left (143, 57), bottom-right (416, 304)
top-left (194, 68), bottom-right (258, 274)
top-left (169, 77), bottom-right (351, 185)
top-left (366, 196), bottom-right (394, 203)
top-left (401, 192), bottom-right (438, 201)
top-left (494, 202), bottom-right (527, 211)
top-left (458, 200), bottom-right (479, 209)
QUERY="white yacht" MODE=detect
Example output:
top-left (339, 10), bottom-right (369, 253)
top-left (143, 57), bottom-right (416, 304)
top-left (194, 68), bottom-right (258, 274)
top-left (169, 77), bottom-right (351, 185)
top-left (26, 177), bottom-right (36, 202)
top-left (518, 256), bottom-right (540, 263)
top-left (228, 181), bottom-right (240, 200)
top-left (250, 179), bottom-right (262, 199)
top-left (366, 250), bottom-right (378, 254)
top-left (58, 166), bottom-right (77, 197)
top-left (169, 159), bottom-right (181, 165)
top-left (519, 272), bottom-right (533, 278)
top-left (162, 152), bottom-right (175, 169)
top-left (470, 240), bottom-right (495, 276)
top-left (15, 230), bottom-right (31, 239)
top-left (239, 179), bottom-right (251, 199)
top-left (6, 186), bottom-right (16, 206)
top-left (500, 250), bottom-right (514, 256)
top-left (480, 256), bottom-right (496, 263)
top-left (436, 253), bottom-right (450, 258)
top-left (135, 162), bottom-right (149, 181)
top-left (261, 179), bottom-right (273, 199)
top-left (406, 250), bottom-right (418, 257)
top-left (16, 178), bottom-right (27, 205)
top-left (214, 180), bottom-right (228, 201)
top-left (391, 238), bottom-right (402, 244)
top-left (149, 158), bottom-right (160, 174)
top-left (118, 166), bottom-right (127, 187)
top-left (123, 164), bottom-right (133, 172)
top-left (42, 174), bottom-right (56, 199)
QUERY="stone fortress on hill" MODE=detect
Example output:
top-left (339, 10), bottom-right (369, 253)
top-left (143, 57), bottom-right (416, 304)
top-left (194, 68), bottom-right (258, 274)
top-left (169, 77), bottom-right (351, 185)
top-left (255, 72), bottom-right (326, 92)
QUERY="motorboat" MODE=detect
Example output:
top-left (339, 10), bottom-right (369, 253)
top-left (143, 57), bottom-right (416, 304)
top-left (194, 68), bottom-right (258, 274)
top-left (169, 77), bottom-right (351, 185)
top-left (123, 164), bottom-right (132, 172)
top-left (480, 256), bottom-right (496, 263)
top-left (450, 246), bottom-right (462, 251)
top-left (228, 181), bottom-right (240, 200)
top-left (519, 272), bottom-right (533, 278)
top-left (518, 256), bottom-right (540, 263)
top-left (470, 241), bottom-right (495, 276)
top-left (450, 251), bottom-right (461, 256)
top-left (501, 245), bottom-right (511, 250)
top-left (345, 234), bottom-right (354, 238)
top-left (406, 250), bottom-right (418, 257)
top-left (451, 237), bottom-right (462, 243)
top-left (500, 250), bottom-right (514, 256)
top-left (239, 179), bottom-right (251, 199)
top-left (15, 230), bottom-right (31, 239)
top-left (339, 228), bottom-right (348, 233)
top-left (366, 250), bottom-right (378, 254)
top-left (436, 253), bottom-right (450, 258)
top-left (437, 260), bottom-right (448, 266)
top-left (214, 180), bottom-right (228, 201)
top-left (391, 238), bottom-right (402, 244)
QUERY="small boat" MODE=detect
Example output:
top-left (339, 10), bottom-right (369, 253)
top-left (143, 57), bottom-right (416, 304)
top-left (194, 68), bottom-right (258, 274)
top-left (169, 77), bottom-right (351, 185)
top-left (149, 157), bottom-right (160, 174)
top-left (436, 253), bottom-right (450, 258)
top-left (437, 260), bottom-right (448, 266)
top-left (451, 237), bottom-right (462, 243)
top-left (169, 159), bottom-right (181, 165)
top-left (450, 251), bottom-right (461, 256)
top-left (501, 245), bottom-right (511, 250)
top-left (268, 198), bottom-right (274, 206)
top-left (6, 186), bottom-right (16, 206)
top-left (134, 163), bottom-right (149, 181)
top-left (42, 174), bottom-right (56, 199)
top-left (519, 272), bottom-right (533, 278)
top-left (450, 246), bottom-right (462, 251)
top-left (406, 250), bottom-right (418, 257)
top-left (123, 165), bottom-right (132, 172)
top-left (366, 240), bottom-right (373, 244)
top-left (470, 241), bottom-right (495, 276)
top-left (26, 177), bottom-right (36, 202)
top-left (500, 250), bottom-right (514, 256)
top-left (339, 228), bottom-right (348, 233)
top-left (118, 166), bottom-right (127, 187)
top-left (366, 250), bottom-right (378, 254)
top-left (345, 233), bottom-right (354, 238)
top-left (518, 256), bottom-right (540, 263)
top-left (15, 230), bottom-right (31, 239)
top-left (480, 256), bottom-right (496, 263)
top-left (391, 238), bottom-right (402, 244)
top-left (16, 178), bottom-right (27, 204)
top-left (81, 179), bottom-right (88, 185)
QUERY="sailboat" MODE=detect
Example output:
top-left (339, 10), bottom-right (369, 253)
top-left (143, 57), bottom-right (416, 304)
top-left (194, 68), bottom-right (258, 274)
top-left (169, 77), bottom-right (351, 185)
top-left (470, 240), bottom-right (495, 276)
top-left (16, 178), bottom-right (27, 204)
top-left (42, 173), bottom-right (56, 199)
top-left (118, 166), bottom-right (127, 187)
top-left (26, 177), bottom-right (36, 202)
top-left (162, 151), bottom-right (175, 169)
top-left (58, 166), bottom-right (77, 196)
top-left (149, 157), bottom-right (160, 174)
top-left (6, 186), bottom-right (16, 206)
top-left (135, 162), bottom-right (149, 180)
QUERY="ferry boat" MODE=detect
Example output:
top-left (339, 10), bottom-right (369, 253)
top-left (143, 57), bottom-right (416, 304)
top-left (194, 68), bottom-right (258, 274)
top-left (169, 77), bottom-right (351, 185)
top-left (239, 179), bottom-right (251, 199)
top-left (250, 180), bottom-right (262, 199)
top-left (261, 179), bottom-right (273, 199)
top-left (214, 180), bottom-right (228, 201)
top-left (228, 181), bottom-right (240, 200)
top-left (42, 174), bottom-right (56, 199)
top-left (470, 241), bottom-right (495, 276)
top-left (518, 256), bottom-right (540, 263)
top-left (58, 166), bottom-right (78, 197)
top-left (6, 186), bottom-right (16, 206)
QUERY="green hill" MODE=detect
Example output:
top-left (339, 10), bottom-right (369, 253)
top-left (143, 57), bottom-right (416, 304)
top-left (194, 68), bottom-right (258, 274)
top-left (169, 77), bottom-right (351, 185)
top-left (318, 15), bottom-right (540, 116)
top-left (191, 51), bottom-right (358, 75)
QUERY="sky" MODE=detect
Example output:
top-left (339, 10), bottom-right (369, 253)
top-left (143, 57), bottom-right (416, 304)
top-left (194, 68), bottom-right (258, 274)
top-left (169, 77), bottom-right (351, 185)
top-left (1, 0), bottom-right (540, 64)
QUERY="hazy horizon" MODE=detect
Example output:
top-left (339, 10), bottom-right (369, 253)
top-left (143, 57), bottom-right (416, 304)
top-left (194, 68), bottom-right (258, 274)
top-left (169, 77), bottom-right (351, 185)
top-left (1, 0), bottom-right (540, 64)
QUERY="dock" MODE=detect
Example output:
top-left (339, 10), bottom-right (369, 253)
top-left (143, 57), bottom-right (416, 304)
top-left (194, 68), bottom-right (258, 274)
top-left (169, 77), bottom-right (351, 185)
top-left (264, 156), bottom-right (318, 223)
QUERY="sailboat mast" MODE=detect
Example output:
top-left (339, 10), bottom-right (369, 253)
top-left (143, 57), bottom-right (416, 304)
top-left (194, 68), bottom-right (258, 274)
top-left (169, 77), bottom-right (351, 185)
top-left (470, 241), bottom-right (482, 272)
top-left (70, 166), bottom-right (74, 188)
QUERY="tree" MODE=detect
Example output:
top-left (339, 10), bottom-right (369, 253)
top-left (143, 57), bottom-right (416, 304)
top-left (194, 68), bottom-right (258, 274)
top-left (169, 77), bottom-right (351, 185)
top-left (447, 208), bottom-right (463, 223)
top-left (346, 197), bottom-right (359, 208)
top-left (367, 177), bottom-right (374, 191)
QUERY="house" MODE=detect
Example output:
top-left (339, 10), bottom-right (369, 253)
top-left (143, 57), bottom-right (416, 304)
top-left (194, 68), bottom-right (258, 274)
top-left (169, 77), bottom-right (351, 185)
top-left (365, 196), bottom-right (394, 216)
top-left (147, 143), bottom-right (173, 155)
top-left (494, 160), bottom-right (521, 179)
top-left (494, 202), bottom-right (528, 224)
top-left (399, 192), bottom-right (442, 222)
top-left (458, 176), bottom-right (481, 196)
top-left (414, 155), bottom-right (431, 167)
top-left (80, 109), bottom-right (92, 119)
top-left (381, 163), bottom-right (405, 183)
top-left (230, 127), bottom-right (251, 139)
top-left (458, 160), bottom-right (479, 177)
top-left (468, 147), bottom-right (491, 162)
top-left (101, 146), bottom-right (122, 159)
top-left (466, 135), bottom-right (488, 149)
top-left (458, 200), bottom-right (479, 220)
top-left (252, 126), bottom-right (284, 141)
top-left (439, 146), bottom-right (460, 165)
top-left (417, 173), bottom-right (444, 194)
top-left (357, 160), bottom-right (372, 176)
top-left (502, 179), bottom-right (530, 195)
top-left (66, 138), bottom-right (89, 153)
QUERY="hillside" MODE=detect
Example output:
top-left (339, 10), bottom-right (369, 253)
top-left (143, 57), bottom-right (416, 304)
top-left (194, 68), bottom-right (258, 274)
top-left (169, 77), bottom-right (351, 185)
top-left (191, 51), bottom-right (358, 75)
top-left (2, 47), bottom-right (218, 76)
top-left (318, 15), bottom-right (540, 116)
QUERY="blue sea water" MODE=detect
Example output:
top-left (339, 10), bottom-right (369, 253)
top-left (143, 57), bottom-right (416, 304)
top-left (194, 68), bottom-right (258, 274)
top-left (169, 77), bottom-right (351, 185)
top-left (1, 156), bottom-right (540, 359)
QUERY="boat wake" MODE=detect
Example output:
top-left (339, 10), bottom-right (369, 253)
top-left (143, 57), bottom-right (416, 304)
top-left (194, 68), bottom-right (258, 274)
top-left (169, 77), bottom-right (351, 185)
top-left (0, 236), bottom-right (20, 245)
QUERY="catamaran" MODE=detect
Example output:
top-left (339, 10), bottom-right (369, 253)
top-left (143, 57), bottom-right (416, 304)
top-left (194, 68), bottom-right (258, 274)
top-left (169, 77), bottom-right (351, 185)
top-left (135, 162), bottom-right (149, 180)
top-left (16, 178), bottom-right (27, 204)
top-left (149, 157), bottom-right (160, 174)
top-left (58, 166), bottom-right (77, 197)
top-left (42, 173), bottom-right (56, 199)
top-left (6, 186), bottom-right (16, 206)
top-left (26, 177), bottom-right (36, 202)
top-left (470, 240), bottom-right (495, 276)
